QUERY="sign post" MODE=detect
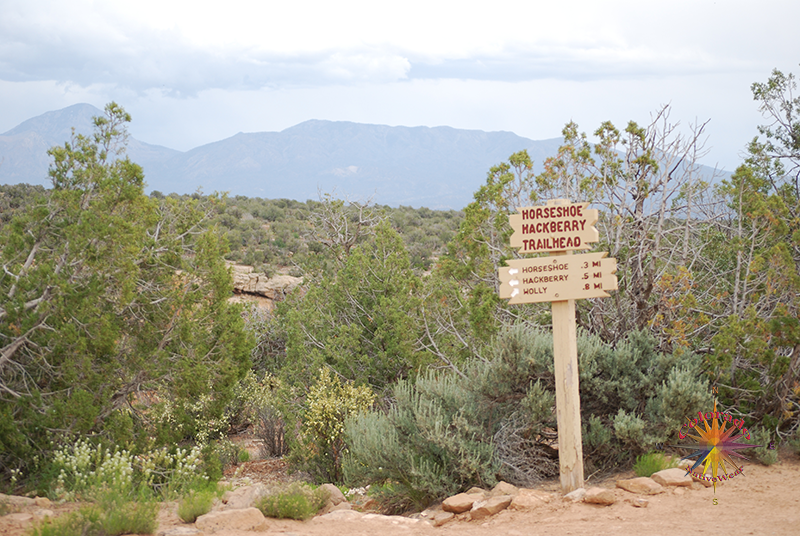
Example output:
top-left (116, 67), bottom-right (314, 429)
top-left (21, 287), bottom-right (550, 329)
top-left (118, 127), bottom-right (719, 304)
top-left (499, 199), bottom-right (617, 493)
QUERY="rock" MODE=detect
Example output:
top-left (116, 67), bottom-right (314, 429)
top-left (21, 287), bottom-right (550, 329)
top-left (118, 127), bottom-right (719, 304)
top-left (33, 509), bottom-right (54, 521)
top-left (490, 481), bottom-right (519, 497)
top-left (34, 497), bottom-right (51, 508)
top-left (692, 477), bottom-right (713, 488)
top-left (3, 513), bottom-right (33, 526)
top-left (362, 513), bottom-right (423, 525)
top-left (652, 468), bottom-right (693, 487)
top-left (320, 501), bottom-right (351, 515)
top-left (677, 459), bottom-right (692, 470)
top-left (673, 487), bottom-right (686, 496)
top-left (432, 511), bottom-right (455, 527)
top-left (442, 492), bottom-right (485, 514)
top-left (564, 488), bottom-right (586, 502)
top-left (631, 498), bottom-right (649, 508)
top-left (230, 264), bottom-right (302, 300)
top-left (583, 487), bottom-right (616, 506)
top-left (195, 507), bottom-right (268, 532)
top-left (0, 494), bottom-right (35, 510)
top-left (159, 527), bottom-right (203, 536)
top-left (222, 484), bottom-right (269, 510)
top-left (509, 489), bottom-right (551, 511)
top-left (470, 495), bottom-right (513, 520)
top-left (313, 510), bottom-right (363, 522)
top-left (465, 486), bottom-right (487, 496)
top-left (320, 484), bottom-right (346, 505)
top-left (616, 477), bottom-right (664, 495)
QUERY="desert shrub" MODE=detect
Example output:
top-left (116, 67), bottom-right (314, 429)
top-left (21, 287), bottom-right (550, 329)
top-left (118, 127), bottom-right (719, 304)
top-left (255, 482), bottom-right (328, 520)
top-left (343, 371), bottom-right (498, 511)
top-left (178, 490), bottom-right (215, 523)
top-left (51, 439), bottom-right (209, 500)
top-left (633, 452), bottom-right (677, 477)
top-left (748, 427), bottom-right (779, 465)
top-left (344, 324), bottom-right (715, 508)
top-left (256, 405), bottom-right (287, 458)
top-left (31, 491), bottom-right (158, 536)
top-left (287, 368), bottom-right (375, 483)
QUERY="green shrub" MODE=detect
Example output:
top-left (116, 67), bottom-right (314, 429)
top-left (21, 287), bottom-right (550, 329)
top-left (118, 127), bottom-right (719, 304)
top-left (31, 494), bottom-right (158, 536)
top-left (178, 490), bottom-right (215, 523)
top-left (633, 452), bottom-right (677, 477)
top-left (748, 427), bottom-right (778, 465)
top-left (343, 371), bottom-right (499, 511)
top-left (255, 482), bottom-right (328, 520)
top-left (288, 368), bottom-right (374, 483)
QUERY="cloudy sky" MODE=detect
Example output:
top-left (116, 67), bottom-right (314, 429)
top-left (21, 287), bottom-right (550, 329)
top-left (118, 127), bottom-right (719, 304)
top-left (1, 0), bottom-right (797, 171)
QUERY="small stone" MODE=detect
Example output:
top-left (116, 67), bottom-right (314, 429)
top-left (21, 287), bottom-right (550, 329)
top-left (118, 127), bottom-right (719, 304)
top-left (631, 498), bottom-right (649, 508)
top-left (34, 497), bottom-right (52, 508)
top-left (616, 477), bottom-right (664, 495)
top-left (465, 487), bottom-right (487, 496)
top-left (652, 468), bottom-right (693, 487)
top-left (583, 487), bottom-right (616, 506)
top-left (673, 487), bottom-right (686, 496)
top-left (470, 495), bottom-right (513, 520)
top-left (432, 511), bottom-right (455, 527)
top-left (442, 492), bottom-right (485, 514)
top-left (564, 488), bottom-right (586, 502)
top-left (490, 481), bottom-right (519, 497)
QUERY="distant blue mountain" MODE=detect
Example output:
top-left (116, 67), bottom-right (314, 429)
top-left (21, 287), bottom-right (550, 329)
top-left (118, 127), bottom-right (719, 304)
top-left (0, 104), bottom-right (725, 209)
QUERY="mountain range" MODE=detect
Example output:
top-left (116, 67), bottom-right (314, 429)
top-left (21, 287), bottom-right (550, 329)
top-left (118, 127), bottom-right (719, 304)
top-left (0, 104), bottom-right (722, 209)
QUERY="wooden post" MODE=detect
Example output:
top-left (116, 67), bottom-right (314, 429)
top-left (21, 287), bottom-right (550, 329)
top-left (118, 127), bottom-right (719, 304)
top-left (551, 251), bottom-right (584, 493)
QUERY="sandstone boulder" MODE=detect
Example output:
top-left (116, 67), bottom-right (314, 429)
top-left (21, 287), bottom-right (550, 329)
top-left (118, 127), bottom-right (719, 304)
top-left (564, 488), bottom-right (586, 502)
top-left (583, 487), bottom-right (616, 506)
top-left (509, 489), bottom-right (552, 511)
top-left (195, 507), bottom-right (268, 533)
top-left (442, 492), bottom-right (485, 514)
top-left (470, 495), bottom-right (513, 520)
top-left (616, 477), bottom-right (664, 495)
top-left (432, 511), bottom-right (455, 527)
top-left (652, 468), bottom-right (693, 487)
top-left (221, 484), bottom-right (269, 510)
top-left (490, 481), bottom-right (519, 497)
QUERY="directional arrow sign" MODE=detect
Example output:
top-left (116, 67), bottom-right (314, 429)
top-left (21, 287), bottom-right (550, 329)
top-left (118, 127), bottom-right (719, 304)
top-left (498, 252), bottom-right (617, 304)
top-left (509, 199), bottom-right (599, 253)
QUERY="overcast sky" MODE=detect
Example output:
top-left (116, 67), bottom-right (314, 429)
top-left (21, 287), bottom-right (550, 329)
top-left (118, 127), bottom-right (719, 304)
top-left (1, 0), bottom-right (797, 172)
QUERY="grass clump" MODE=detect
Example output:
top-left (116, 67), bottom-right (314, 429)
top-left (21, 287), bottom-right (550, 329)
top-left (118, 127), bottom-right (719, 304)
top-left (255, 482), bottom-right (329, 520)
top-left (633, 452), bottom-right (678, 477)
top-left (30, 492), bottom-right (158, 536)
top-left (177, 490), bottom-right (215, 523)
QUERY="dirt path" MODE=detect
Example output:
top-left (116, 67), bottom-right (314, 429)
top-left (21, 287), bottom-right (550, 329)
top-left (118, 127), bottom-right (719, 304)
top-left (4, 455), bottom-right (799, 536)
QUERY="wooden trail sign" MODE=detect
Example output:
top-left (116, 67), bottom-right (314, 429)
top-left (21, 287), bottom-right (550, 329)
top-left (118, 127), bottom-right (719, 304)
top-left (509, 201), bottom-right (599, 253)
top-left (499, 199), bottom-right (617, 494)
top-left (498, 252), bottom-right (618, 304)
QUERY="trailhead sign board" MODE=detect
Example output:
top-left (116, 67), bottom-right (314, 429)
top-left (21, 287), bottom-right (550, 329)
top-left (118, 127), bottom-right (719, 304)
top-left (499, 199), bottom-right (618, 493)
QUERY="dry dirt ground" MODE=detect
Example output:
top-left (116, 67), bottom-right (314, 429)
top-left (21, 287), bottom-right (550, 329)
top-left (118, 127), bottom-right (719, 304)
top-left (3, 453), bottom-right (799, 536)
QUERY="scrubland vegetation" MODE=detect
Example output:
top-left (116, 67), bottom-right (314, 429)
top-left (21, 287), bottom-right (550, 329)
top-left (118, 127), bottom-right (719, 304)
top-left (1, 68), bottom-right (799, 516)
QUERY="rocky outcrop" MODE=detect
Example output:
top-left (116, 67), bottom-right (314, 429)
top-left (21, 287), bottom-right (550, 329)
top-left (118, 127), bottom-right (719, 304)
top-left (230, 264), bottom-right (302, 300)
